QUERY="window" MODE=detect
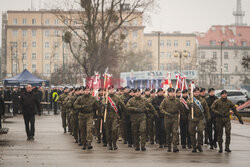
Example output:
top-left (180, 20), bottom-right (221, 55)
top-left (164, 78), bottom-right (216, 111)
top-left (132, 42), bottom-right (137, 49)
top-left (23, 18), bottom-right (27, 25)
top-left (44, 30), bottom-right (50, 37)
top-left (241, 41), bottom-right (247, 46)
top-left (64, 19), bottom-right (68, 24)
top-left (53, 53), bottom-right (59, 60)
top-left (44, 53), bottom-right (50, 59)
top-left (133, 19), bottom-right (137, 26)
top-left (12, 30), bottom-right (18, 37)
top-left (187, 52), bottom-right (191, 58)
top-left (167, 40), bottom-right (171, 46)
top-left (45, 19), bottom-right (49, 25)
top-left (11, 42), bottom-right (17, 48)
top-left (22, 42), bottom-right (27, 48)
top-left (22, 30), bottom-right (27, 37)
top-left (200, 51), bottom-right (205, 59)
top-left (224, 52), bottom-right (228, 59)
top-left (12, 64), bottom-right (17, 73)
top-left (213, 52), bottom-right (217, 59)
top-left (160, 40), bottom-right (164, 47)
top-left (210, 40), bottom-right (216, 46)
top-left (12, 52), bottom-right (17, 59)
top-left (55, 19), bottom-right (59, 25)
top-left (146, 52), bottom-right (152, 58)
top-left (160, 63), bottom-right (164, 70)
top-left (147, 40), bottom-right (152, 47)
top-left (186, 40), bottom-right (191, 46)
top-left (23, 64), bottom-right (27, 70)
top-left (174, 40), bottom-right (178, 47)
top-left (54, 42), bottom-right (59, 48)
top-left (160, 52), bottom-right (165, 58)
top-left (133, 30), bottom-right (137, 37)
top-left (54, 30), bottom-right (59, 36)
top-left (54, 64), bottom-right (59, 72)
top-left (32, 18), bottom-right (36, 25)
top-left (123, 21), bottom-right (129, 26)
top-left (166, 63), bottom-right (171, 70)
top-left (167, 52), bottom-right (171, 58)
top-left (13, 18), bottom-right (17, 24)
top-left (32, 30), bottom-right (36, 37)
top-left (22, 53), bottom-right (27, 60)
top-left (235, 66), bottom-right (238, 72)
top-left (224, 63), bottom-right (228, 71)
top-left (32, 42), bottom-right (36, 48)
top-left (44, 42), bottom-right (50, 48)
top-left (44, 64), bottom-right (50, 73)
top-left (32, 64), bottom-right (36, 72)
top-left (32, 53), bottom-right (36, 59)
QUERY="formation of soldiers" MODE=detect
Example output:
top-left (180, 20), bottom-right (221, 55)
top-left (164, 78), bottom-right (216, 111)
top-left (58, 86), bottom-right (244, 153)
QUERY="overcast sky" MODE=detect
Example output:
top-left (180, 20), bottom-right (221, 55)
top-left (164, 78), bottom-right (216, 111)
top-left (0, 0), bottom-right (250, 37)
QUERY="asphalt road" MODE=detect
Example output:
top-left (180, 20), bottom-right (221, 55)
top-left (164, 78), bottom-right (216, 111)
top-left (1, 114), bottom-right (250, 167)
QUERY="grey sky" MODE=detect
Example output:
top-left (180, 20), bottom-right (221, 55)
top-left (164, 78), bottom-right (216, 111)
top-left (0, 0), bottom-right (250, 36)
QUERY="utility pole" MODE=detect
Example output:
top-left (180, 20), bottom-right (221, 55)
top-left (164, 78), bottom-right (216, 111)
top-left (220, 41), bottom-right (224, 89)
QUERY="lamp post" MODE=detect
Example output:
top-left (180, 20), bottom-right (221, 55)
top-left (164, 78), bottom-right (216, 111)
top-left (174, 50), bottom-right (189, 73)
top-left (220, 41), bottom-right (224, 89)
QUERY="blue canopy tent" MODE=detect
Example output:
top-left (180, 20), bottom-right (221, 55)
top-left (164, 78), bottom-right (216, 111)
top-left (3, 69), bottom-right (49, 87)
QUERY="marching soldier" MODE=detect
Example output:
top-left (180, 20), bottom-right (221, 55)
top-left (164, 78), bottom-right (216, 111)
top-left (64, 89), bottom-right (75, 135)
top-left (58, 87), bottom-right (69, 133)
top-left (73, 87), bottom-right (99, 150)
top-left (179, 89), bottom-right (191, 149)
top-left (105, 86), bottom-right (126, 150)
top-left (144, 88), bottom-right (155, 145)
top-left (205, 88), bottom-right (218, 149)
top-left (120, 87), bottom-right (130, 144)
top-left (152, 88), bottom-right (165, 148)
top-left (187, 87), bottom-right (211, 153)
top-left (160, 88), bottom-right (183, 152)
top-left (211, 90), bottom-right (243, 153)
top-left (126, 89), bottom-right (158, 151)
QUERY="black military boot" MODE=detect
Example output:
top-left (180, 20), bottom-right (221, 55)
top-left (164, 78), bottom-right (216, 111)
top-left (108, 143), bottom-right (113, 150)
top-left (167, 145), bottom-right (172, 152)
top-left (82, 144), bottom-right (87, 150)
top-left (87, 144), bottom-right (93, 150)
top-left (97, 137), bottom-right (101, 144)
top-left (188, 144), bottom-right (192, 149)
top-left (218, 143), bottom-right (223, 153)
top-left (103, 142), bottom-right (107, 147)
top-left (213, 142), bottom-right (217, 148)
top-left (64, 128), bottom-right (66, 133)
top-left (197, 146), bottom-right (203, 152)
top-left (182, 145), bottom-right (186, 149)
top-left (135, 146), bottom-right (140, 151)
top-left (113, 143), bottom-right (118, 150)
top-left (141, 146), bottom-right (146, 151)
top-left (192, 146), bottom-right (197, 153)
top-left (173, 147), bottom-right (179, 153)
top-left (123, 141), bottom-right (128, 144)
top-left (210, 144), bottom-right (214, 149)
top-left (78, 142), bottom-right (83, 146)
top-left (225, 145), bottom-right (231, 153)
top-left (128, 144), bottom-right (132, 147)
top-left (159, 145), bottom-right (164, 148)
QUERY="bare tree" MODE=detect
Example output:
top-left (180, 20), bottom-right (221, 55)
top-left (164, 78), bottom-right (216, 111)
top-left (199, 59), bottom-right (217, 88)
top-left (242, 54), bottom-right (250, 70)
top-left (50, 0), bottom-right (155, 77)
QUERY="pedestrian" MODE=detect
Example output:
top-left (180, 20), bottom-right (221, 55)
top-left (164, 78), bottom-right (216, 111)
top-left (20, 84), bottom-right (41, 140)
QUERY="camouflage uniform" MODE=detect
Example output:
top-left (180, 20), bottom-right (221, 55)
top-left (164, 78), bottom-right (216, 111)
top-left (160, 96), bottom-right (183, 151)
top-left (64, 95), bottom-right (73, 133)
top-left (66, 94), bottom-right (80, 142)
top-left (211, 98), bottom-right (243, 151)
top-left (144, 95), bottom-right (155, 144)
top-left (73, 94), bottom-right (99, 148)
top-left (187, 96), bottom-right (210, 151)
top-left (119, 93), bottom-right (130, 142)
top-left (58, 93), bottom-right (68, 132)
top-left (105, 93), bottom-right (125, 149)
top-left (126, 96), bottom-right (158, 150)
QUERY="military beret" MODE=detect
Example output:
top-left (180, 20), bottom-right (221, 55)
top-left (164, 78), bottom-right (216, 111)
top-left (221, 90), bottom-right (227, 95)
top-left (176, 88), bottom-right (181, 93)
top-left (182, 89), bottom-right (188, 93)
top-left (168, 88), bottom-right (175, 92)
top-left (157, 88), bottom-right (163, 93)
top-left (145, 88), bottom-right (151, 92)
top-left (128, 89), bottom-right (134, 93)
top-left (108, 85), bottom-right (114, 89)
top-left (193, 87), bottom-right (200, 92)
top-left (208, 88), bottom-right (215, 93)
top-left (134, 89), bottom-right (141, 93)
top-left (200, 88), bottom-right (206, 92)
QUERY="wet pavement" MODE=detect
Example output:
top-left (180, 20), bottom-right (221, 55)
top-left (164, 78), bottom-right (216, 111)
top-left (1, 114), bottom-right (250, 167)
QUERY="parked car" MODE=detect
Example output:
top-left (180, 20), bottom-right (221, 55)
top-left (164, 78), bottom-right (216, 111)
top-left (215, 90), bottom-right (248, 106)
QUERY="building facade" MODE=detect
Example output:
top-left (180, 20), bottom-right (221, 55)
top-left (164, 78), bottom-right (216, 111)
top-left (197, 25), bottom-right (250, 89)
top-left (143, 32), bottom-right (197, 72)
top-left (1, 10), bottom-right (145, 79)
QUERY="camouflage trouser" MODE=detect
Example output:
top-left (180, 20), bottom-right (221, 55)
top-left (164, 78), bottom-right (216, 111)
top-left (105, 112), bottom-right (119, 146)
top-left (120, 113), bottom-right (127, 141)
top-left (131, 114), bottom-right (147, 148)
top-left (164, 117), bottom-right (178, 149)
top-left (72, 112), bottom-right (79, 142)
top-left (94, 117), bottom-right (102, 141)
top-left (79, 113), bottom-right (93, 145)
top-left (189, 119), bottom-right (205, 148)
top-left (146, 115), bottom-right (155, 142)
top-left (66, 111), bottom-right (72, 132)
top-left (61, 110), bottom-right (67, 130)
top-left (216, 117), bottom-right (231, 148)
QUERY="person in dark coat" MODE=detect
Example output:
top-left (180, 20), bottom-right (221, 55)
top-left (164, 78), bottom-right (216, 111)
top-left (11, 87), bottom-right (20, 116)
top-left (20, 84), bottom-right (41, 140)
top-left (0, 94), bottom-right (5, 129)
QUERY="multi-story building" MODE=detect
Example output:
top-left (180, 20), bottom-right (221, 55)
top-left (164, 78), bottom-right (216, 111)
top-left (197, 25), bottom-right (250, 89)
top-left (1, 10), bottom-right (145, 79)
top-left (143, 32), bottom-right (197, 71)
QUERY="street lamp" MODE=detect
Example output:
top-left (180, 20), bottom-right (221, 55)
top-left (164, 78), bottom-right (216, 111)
top-left (173, 50), bottom-right (189, 72)
top-left (220, 41), bottom-right (224, 89)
